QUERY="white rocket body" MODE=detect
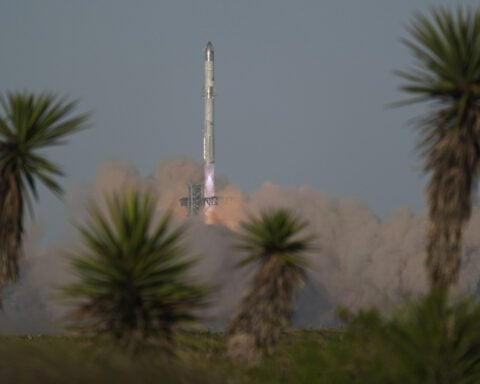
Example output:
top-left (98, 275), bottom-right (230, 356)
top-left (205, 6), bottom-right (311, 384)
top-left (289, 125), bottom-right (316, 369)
top-left (204, 42), bottom-right (215, 199)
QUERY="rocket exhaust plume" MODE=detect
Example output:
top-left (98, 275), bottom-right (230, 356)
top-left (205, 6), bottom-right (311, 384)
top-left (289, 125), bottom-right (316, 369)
top-left (205, 164), bottom-right (215, 197)
top-left (204, 41), bottom-right (216, 219)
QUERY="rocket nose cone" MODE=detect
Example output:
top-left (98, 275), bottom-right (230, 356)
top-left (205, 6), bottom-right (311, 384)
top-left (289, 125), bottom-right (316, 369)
top-left (205, 41), bottom-right (214, 60)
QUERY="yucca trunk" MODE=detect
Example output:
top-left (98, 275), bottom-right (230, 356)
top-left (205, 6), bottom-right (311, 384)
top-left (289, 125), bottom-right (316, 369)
top-left (0, 171), bottom-right (22, 288)
top-left (425, 126), bottom-right (480, 291)
top-left (227, 255), bottom-right (304, 360)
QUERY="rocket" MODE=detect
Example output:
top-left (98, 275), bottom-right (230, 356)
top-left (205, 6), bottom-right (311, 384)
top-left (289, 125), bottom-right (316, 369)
top-left (204, 41), bottom-right (215, 167)
top-left (203, 41), bottom-right (215, 199)
top-left (179, 42), bottom-right (218, 217)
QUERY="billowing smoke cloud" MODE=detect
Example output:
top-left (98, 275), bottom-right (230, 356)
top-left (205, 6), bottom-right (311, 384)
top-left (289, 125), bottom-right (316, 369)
top-left (0, 226), bottom-right (71, 334)
top-left (2, 157), bottom-right (480, 333)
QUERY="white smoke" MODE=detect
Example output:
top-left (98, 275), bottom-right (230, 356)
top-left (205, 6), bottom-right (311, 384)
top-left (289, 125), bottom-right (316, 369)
top-left (0, 226), bottom-right (71, 334)
top-left (2, 157), bottom-right (480, 333)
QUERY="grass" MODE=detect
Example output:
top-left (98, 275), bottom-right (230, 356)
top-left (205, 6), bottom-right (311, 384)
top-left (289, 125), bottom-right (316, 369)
top-left (4, 296), bottom-right (479, 384)
top-left (0, 330), bottom-right (342, 384)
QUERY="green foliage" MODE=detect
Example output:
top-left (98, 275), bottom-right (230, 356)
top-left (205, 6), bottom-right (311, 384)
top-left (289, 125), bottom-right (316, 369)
top-left (227, 208), bottom-right (315, 362)
top-left (236, 208), bottom-right (314, 268)
top-left (320, 294), bottom-right (480, 384)
top-left (0, 92), bottom-right (89, 212)
top-left (61, 189), bottom-right (210, 351)
top-left (396, 6), bottom-right (480, 125)
top-left (11, 319), bottom-right (480, 384)
top-left (395, 6), bottom-right (480, 290)
top-left (0, 335), bottom-right (218, 384)
top-left (0, 92), bottom-right (88, 287)
top-left (0, 331), bottom-right (334, 384)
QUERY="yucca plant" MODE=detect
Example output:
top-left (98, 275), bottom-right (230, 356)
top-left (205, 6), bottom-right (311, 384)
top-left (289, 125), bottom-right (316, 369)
top-left (227, 208), bottom-right (314, 363)
top-left (396, 6), bottom-right (480, 291)
top-left (62, 189), bottom-right (209, 351)
top-left (0, 92), bottom-right (88, 287)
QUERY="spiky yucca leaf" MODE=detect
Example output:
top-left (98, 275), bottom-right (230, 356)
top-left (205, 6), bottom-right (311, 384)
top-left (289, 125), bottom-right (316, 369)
top-left (396, 6), bottom-right (480, 291)
top-left (227, 208), bottom-right (314, 363)
top-left (62, 189), bottom-right (209, 350)
top-left (0, 92), bottom-right (88, 287)
top-left (236, 208), bottom-right (313, 267)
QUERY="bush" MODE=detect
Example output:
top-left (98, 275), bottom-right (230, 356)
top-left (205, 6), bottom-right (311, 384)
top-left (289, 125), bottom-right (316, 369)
top-left (320, 293), bottom-right (480, 384)
top-left (61, 189), bottom-right (210, 352)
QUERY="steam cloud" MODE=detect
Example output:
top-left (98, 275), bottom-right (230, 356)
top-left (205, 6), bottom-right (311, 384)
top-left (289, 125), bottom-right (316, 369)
top-left (1, 157), bottom-right (480, 333)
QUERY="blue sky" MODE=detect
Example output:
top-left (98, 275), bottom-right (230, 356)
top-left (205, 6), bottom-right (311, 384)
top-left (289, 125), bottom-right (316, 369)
top-left (0, 1), bottom-right (474, 240)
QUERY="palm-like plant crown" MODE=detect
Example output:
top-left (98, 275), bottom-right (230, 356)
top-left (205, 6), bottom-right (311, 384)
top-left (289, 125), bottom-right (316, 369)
top-left (227, 208), bottom-right (314, 360)
top-left (236, 208), bottom-right (312, 268)
top-left (397, 7), bottom-right (480, 290)
top-left (62, 189), bottom-right (209, 349)
top-left (398, 7), bottom-right (480, 124)
top-left (0, 92), bottom-right (88, 286)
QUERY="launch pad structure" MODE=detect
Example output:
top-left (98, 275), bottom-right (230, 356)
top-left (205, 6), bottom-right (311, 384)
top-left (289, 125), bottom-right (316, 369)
top-left (180, 184), bottom-right (218, 216)
top-left (180, 41), bottom-right (219, 217)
